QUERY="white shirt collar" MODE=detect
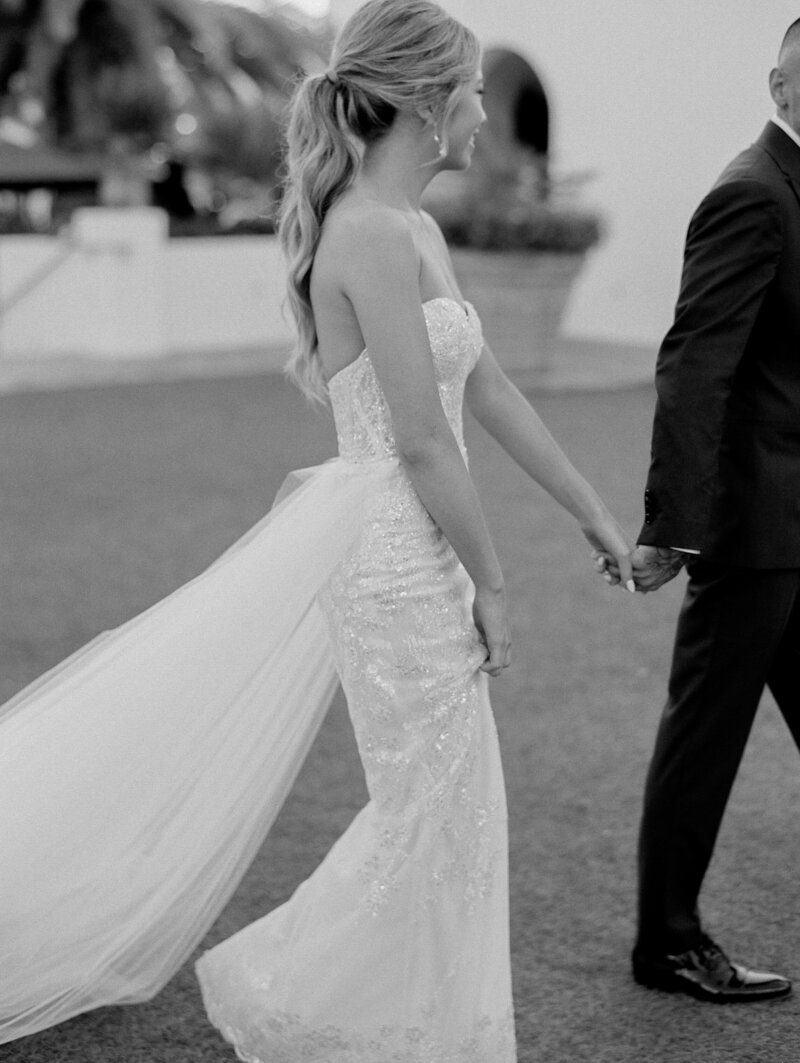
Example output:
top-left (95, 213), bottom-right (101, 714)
top-left (770, 114), bottom-right (800, 150)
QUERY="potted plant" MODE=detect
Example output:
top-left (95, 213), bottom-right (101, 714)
top-left (425, 153), bottom-right (604, 377)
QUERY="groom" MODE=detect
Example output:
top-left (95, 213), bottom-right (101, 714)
top-left (628, 19), bottom-right (800, 1003)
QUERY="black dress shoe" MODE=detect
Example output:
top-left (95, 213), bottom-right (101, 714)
top-left (632, 935), bottom-right (792, 1003)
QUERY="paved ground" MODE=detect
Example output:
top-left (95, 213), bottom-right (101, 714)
top-left (0, 354), bottom-right (798, 1063)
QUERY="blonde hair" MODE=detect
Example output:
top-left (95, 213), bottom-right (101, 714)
top-left (279, 0), bottom-right (480, 402)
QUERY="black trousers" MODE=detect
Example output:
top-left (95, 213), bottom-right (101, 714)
top-left (636, 559), bottom-right (800, 954)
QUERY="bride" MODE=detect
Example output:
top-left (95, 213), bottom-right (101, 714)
top-left (0, 0), bottom-right (634, 1058)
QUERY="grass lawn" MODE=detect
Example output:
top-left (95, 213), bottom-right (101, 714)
top-left (0, 373), bottom-right (798, 1063)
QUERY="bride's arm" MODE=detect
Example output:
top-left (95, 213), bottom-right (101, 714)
top-left (332, 208), bottom-right (510, 674)
top-left (464, 342), bottom-right (634, 587)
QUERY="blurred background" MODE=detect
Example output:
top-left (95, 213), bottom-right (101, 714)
top-left (5, 13), bottom-right (800, 1063)
top-left (0, 0), bottom-right (799, 375)
top-left (0, 0), bottom-right (331, 233)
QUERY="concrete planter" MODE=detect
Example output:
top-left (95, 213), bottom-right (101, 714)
top-left (450, 248), bottom-right (586, 377)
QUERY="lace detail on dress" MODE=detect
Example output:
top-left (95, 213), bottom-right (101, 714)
top-left (200, 1001), bottom-right (517, 1063)
top-left (319, 297), bottom-right (500, 918)
top-left (318, 513), bottom-right (503, 917)
top-left (196, 297), bottom-right (515, 1063)
top-left (327, 297), bottom-right (482, 464)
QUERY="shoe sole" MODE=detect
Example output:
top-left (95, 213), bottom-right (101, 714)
top-left (633, 967), bottom-right (792, 1004)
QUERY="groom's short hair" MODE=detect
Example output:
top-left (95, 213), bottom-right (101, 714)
top-left (778, 18), bottom-right (800, 62)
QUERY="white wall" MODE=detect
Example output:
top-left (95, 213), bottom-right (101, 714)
top-left (163, 237), bottom-right (292, 355)
top-left (0, 208), bottom-right (293, 366)
top-left (332, 0), bottom-right (800, 346)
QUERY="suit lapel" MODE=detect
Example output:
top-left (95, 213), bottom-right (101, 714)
top-left (757, 122), bottom-right (800, 207)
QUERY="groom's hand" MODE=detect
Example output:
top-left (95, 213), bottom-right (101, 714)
top-left (592, 544), bottom-right (686, 592)
top-left (630, 545), bottom-right (685, 592)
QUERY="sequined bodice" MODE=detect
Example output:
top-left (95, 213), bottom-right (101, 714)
top-left (327, 297), bottom-right (483, 463)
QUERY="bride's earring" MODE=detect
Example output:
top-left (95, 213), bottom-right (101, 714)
top-left (433, 131), bottom-right (446, 158)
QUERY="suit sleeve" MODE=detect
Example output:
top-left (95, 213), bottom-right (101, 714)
top-left (638, 177), bottom-right (782, 551)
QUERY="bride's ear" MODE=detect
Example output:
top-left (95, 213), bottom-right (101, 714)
top-left (414, 106), bottom-right (436, 131)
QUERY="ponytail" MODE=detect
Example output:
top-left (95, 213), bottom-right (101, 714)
top-left (280, 75), bottom-right (362, 403)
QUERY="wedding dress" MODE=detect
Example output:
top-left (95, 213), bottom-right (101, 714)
top-left (0, 297), bottom-right (516, 1060)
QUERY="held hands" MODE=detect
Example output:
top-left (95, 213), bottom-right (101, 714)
top-left (592, 544), bottom-right (686, 593)
top-left (471, 529), bottom-right (682, 679)
top-left (579, 512), bottom-right (636, 593)
top-left (473, 584), bottom-right (511, 677)
top-left (631, 545), bottom-right (686, 592)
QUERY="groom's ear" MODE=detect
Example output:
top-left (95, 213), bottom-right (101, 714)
top-left (770, 67), bottom-right (787, 110)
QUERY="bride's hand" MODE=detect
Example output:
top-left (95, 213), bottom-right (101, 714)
top-left (473, 585), bottom-right (511, 677)
top-left (580, 512), bottom-right (636, 593)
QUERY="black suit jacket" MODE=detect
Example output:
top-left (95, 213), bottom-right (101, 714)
top-left (639, 122), bottom-right (800, 567)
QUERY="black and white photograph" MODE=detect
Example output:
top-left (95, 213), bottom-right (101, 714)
top-left (1, 1), bottom-right (799, 1060)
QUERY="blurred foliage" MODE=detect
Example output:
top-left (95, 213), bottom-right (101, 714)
top-left (425, 152), bottom-right (604, 255)
top-left (0, 0), bottom-right (332, 225)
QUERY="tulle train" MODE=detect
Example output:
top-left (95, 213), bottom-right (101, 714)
top-left (0, 457), bottom-right (402, 1044)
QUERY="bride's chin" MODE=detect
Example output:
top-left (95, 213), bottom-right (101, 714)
top-left (436, 143), bottom-right (475, 172)
top-left (454, 148), bottom-right (474, 171)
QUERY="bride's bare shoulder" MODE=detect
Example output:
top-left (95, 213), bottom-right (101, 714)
top-left (322, 198), bottom-right (414, 250)
top-left (317, 200), bottom-right (419, 291)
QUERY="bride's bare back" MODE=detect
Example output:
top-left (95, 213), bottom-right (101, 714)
top-left (310, 193), bottom-right (466, 384)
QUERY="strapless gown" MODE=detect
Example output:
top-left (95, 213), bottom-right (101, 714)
top-left (0, 298), bottom-right (516, 1060)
